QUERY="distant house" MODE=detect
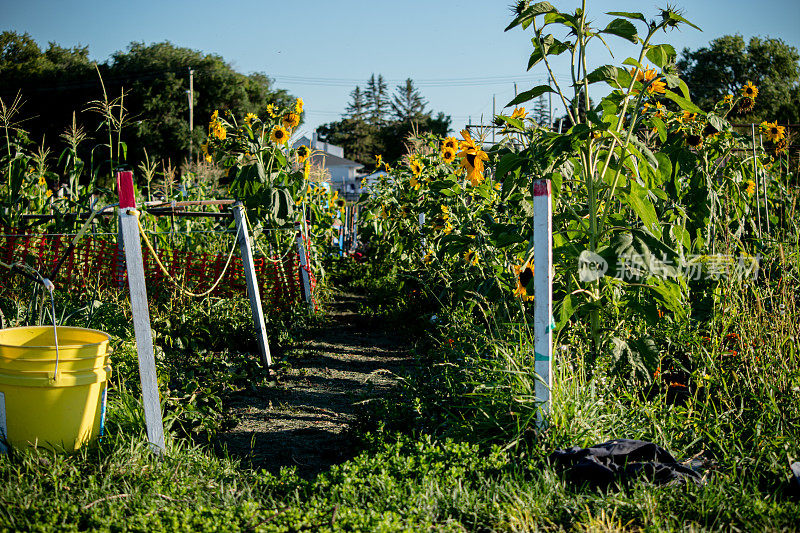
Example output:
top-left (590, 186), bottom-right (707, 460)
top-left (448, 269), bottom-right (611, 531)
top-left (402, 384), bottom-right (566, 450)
top-left (359, 170), bottom-right (388, 194)
top-left (293, 133), bottom-right (363, 196)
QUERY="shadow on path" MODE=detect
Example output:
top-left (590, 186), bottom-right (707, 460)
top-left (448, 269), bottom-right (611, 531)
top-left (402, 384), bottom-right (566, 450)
top-left (216, 291), bottom-right (413, 478)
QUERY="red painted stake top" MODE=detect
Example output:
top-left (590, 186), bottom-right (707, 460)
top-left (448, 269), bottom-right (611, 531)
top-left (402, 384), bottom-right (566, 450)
top-left (117, 171), bottom-right (137, 208)
top-left (533, 179), bottom-right (551, 197)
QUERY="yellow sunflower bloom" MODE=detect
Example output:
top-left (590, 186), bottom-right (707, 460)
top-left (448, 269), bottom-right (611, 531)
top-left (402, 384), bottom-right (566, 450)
top-left (45, 189), bottom-right (52, 198)
top-left (410, 176), bottom-right (421, 190)
top-left (205, 153), bottom-right (212, 163)
top-left (441, 147), bottom-right (456, 163)
top-left (297, 144), bottom-right (311, 163)
top-left (762, 121), bottom-right (786, 143)
top-left (211, 122), bottom-right (226, 140)
top-left (409, 157), bottom-right (423, 177)
top-left (457, 131), bottom-right (489, 187)
top-left (295, 97), bottom-right (304, 114)
top-left (37, 175), bottom-right (46, 186)
top-left (442, 137), bottom-right (458, 151)
top-left (741, 82), bottom-right (758, 99)
top-left (630, 67), bottom-right (666, 95)
top-left (464, 249), bottom-right (479, 266)
top-left (211, 110), bottom-right (219, 122)
top-left (745, 180), bottom-right (756, 197)
top-left (513, 262), bottom-right (534, 301)
top-left (266, 104), bottom-right (277, 118)
top-left (375, 154), bottom-right (383, 168)
top-left (423, 250), bottom-right (434, 265)
top-left (270, 125), bottom-right (289, 144)
top-left (283, 113), bottom-right (300, 130)
top-left (722, 94), bottom-right (733, 104)
top-left (510, 106), bottom-right (527, 119)
top-left (244, 112), bottom-right (258, 125)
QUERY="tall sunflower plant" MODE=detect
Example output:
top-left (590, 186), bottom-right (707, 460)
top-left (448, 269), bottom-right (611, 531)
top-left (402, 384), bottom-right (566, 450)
top-left (499, 1), bottom-right (772, 377)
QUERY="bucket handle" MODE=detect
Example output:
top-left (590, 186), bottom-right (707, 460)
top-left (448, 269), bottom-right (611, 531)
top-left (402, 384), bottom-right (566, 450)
top-left (44, 279), bottom-right (61, 381)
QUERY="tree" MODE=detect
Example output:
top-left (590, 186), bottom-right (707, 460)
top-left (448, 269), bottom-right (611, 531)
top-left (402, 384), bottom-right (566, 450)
top-left (678, 34), bottom-right (800, 123)
top-left (0, 34), bottom-right (295, 171)
top-left (531, 94), bottom-right (550, 126)
top-left (318, 75), bottom-right (451, 167)
top-left (345, 86), bottom-right (367, 120)
top-left (391, 78), bottom-right (427, 122)
top-left (365, 74), bottom-right (389, 124)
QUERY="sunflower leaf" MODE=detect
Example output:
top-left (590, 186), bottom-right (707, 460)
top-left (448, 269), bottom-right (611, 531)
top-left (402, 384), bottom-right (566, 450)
top-left (605, 11), bottom-right (647, 24)
top-left (601, 19), bottom-right (639, 44)
top-left (584, 65), bottom-right (621, 86)
top-left (662, 90), bottom-right (702, 114)
top-left (507, 85), bottom-right (554, 107)
top-left (505, 1), bottom-right (556, 31)
top-left (645, 44), bottom-right (676, 68)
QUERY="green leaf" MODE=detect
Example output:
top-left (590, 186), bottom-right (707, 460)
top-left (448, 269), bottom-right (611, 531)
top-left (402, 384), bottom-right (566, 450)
top-left (496, 153), bottom-right (524, 180)
top-left (601, 19), bottom-right (638, 44)
top-left (507, 85), bottom-right (554, 106)
top-left (555, 293), bottom-right (575, 331)
top-left (707, 112), bottom-right (728, 132)
top-left (652, 116), bottom-right (667, 142)
top-left (645, 44), bottom-right (676, 68)
top-left (606, 11), bottom-right (647, 24)
top-left (625, 180), bottom-right (661, 234)
top-left (585, 65), bottom-right (620, 85)
top-left (662, 91), bottom-right (702, 114)
top-left (505, 1), bottom-right (556, 31)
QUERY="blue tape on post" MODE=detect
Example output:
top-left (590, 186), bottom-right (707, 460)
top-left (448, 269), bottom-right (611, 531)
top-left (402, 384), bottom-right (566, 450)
top-left (534, 352), bottom-right (550, 361)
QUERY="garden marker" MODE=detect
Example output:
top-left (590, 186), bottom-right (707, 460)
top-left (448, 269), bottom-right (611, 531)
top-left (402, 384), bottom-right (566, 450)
top-left (295, 222), bottom-right (314, 310)
top-left (232, 202), bottom-right (273, 368)
top-left (533, 179), bottom-right (553, 424)
top-left (116, 170), bottom-right (166, 454)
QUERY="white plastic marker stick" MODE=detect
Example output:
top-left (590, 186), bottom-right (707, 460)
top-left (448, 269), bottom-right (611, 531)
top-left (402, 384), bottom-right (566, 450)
top-left (294, 222), bottom-right (314, 311)
top-left (232, 202), bottom-right (273, 368)
top-left (117, 171), bottom-right (166, 454)
top-left (533, 179), bottom-right (553, 424)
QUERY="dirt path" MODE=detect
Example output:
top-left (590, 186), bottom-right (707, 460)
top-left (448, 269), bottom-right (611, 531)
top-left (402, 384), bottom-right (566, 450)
top-left (217, 291), bottom-right (413, 477)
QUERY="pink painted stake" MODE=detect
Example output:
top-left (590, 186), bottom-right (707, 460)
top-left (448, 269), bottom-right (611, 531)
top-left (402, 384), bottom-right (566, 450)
top-left (117, 171), bottom-right (136, 209)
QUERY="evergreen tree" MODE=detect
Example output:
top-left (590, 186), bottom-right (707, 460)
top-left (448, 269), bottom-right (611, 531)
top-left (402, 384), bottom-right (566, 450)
top-left (391, 78), bottom-right (428, 122)
top-left (345, 86), bottom-right (367, 120)
top-left (365, 73), bottom-right (389, 124)
top-left (531, 94), bottom-right (550, 127)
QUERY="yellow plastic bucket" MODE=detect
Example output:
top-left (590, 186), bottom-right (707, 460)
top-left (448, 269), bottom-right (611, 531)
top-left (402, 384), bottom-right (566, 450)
top-left (0, 326), bottom-right (111, 452)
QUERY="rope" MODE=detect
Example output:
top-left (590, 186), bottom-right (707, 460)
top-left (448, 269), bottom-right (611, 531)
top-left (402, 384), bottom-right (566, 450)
top-left (130, 209), bottom-right (241, 298)
top-left (243, 210), bottom-right (296, 263)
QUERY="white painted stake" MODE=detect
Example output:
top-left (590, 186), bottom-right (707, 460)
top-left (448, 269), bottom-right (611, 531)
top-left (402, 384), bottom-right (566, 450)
top-left (533, 179), bottom-right (553, 423)
top-left (116, 171), bottom-right (166, 454)
top-left (294, 222), bottom-right (314, 310)
top-left (232, 202), bottom-right (273, 368)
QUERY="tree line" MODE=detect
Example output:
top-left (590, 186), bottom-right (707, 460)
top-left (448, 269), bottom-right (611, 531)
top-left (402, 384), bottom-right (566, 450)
top-left (316, 74), bottom-right (451, 167)
top-left (0, 31), bottom-right (294, 170)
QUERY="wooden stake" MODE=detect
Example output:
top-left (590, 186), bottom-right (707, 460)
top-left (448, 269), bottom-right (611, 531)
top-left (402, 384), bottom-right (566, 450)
top-left (232, 202), bottom-right (272, 368)
top-left (294, 222), bottom-right (314, 310)
top-left (533, 179), bottom-right (553, 423)
top-left (116, 171), bottom-right (166, 454)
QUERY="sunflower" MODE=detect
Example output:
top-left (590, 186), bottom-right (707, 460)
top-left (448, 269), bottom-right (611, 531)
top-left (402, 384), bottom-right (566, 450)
top-left (513, 262), bottom-right (534, 301)
top-left (270, 125), bottom-right (289, 144)
top-left (761, 121), bottom-right (786, 143)
top-left (283, 113), bottom-right (300, 129)
top-left (441, 147), bottom-right (456, 163)
top-left (410, 176), bottom-right (421, 190)
top-left (457, 129), bottom-right (489, 186)
top-left (653, 101), bottom-right (665, 119)
top-left (297, 144), bottom-right (311, 163)
top-left (37, 174), bottom-right (46, 186)
top-left (686, 134), bottom-right (703, 149)
top-left (267, 104), bottom-right (278, 118)
top-left (510, 107), bottom-right (527, 119)
top-left (295, 97), bottom-right (304, 114)
top-left (45, 189), bottom-right (52, 198)
top-left (736, 97), bottom-right (755, 114)
top-left (680, 111), bottom-right (697, 124)
top-left (423, 250), bottom-right (434, 265)
top-left (741, 82), bottom-right (758, 99)
top-left (375, 154), bottom-right (383, 168)
top-left (442, 137), bottom-right (458, 151)
top-left (722, 94), bottom-right (733, 105)
top-left (745, 180), bottom-right (756, 197)
top-left (464, 249), bottom-right (479, 266)
top-left (244, 112), bottom-right (258, 125)
top-left (211, 109), bottom-right (219, 122)
top-left (211, 121), bottom-right (226, 140)
top-left (630, 67), bottom-right (666, 95)
top-left (409, 157), bottom-right (423, 177)
top-left (770, 137), bottom-right (788, 154)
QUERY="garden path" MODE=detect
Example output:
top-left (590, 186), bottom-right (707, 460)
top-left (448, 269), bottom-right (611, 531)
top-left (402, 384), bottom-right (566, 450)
top-left (217, 292), bottom-right (412, 478)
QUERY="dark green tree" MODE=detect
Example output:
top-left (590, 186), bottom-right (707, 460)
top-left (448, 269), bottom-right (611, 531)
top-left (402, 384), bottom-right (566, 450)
top-left (391, 78), bottom-right (427, 122)
top-left (345, 86), bottom-right (367, 120)
top-left (365, 74), bottom-right (389, 125)
top-left (678, 34), bottom-right (800, 123)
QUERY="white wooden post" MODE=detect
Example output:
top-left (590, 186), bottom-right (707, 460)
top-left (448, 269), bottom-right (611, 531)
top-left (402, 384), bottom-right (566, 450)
top-left (116, 171), bottom-right (166, 453)
top-left (294, 222), bottom-right (314, 310)
top-left (232, 202), bottom-right (273, 368)
top-left (533, 179), bottom-right (553, 423)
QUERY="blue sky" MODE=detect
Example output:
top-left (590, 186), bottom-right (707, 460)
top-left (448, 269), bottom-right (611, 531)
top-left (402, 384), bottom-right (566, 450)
top-left (3, 0), bottom-right (799, 137)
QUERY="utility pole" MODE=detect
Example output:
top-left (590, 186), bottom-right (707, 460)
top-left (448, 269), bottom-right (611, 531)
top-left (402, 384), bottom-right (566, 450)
top-left (492, 94), bottom-right (496, 144)
top-left (188, 68), bottom-right (194, 162)
top-left (548, 91), bottom-right (553, 130)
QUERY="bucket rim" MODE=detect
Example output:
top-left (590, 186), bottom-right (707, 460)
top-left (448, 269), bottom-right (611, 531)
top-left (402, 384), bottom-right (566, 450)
top-left (0, 325), bottom-right (111, 350)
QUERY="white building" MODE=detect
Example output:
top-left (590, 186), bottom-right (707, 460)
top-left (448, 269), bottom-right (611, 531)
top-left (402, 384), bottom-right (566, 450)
top-left (293, 134), bottom-right (363, 196)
